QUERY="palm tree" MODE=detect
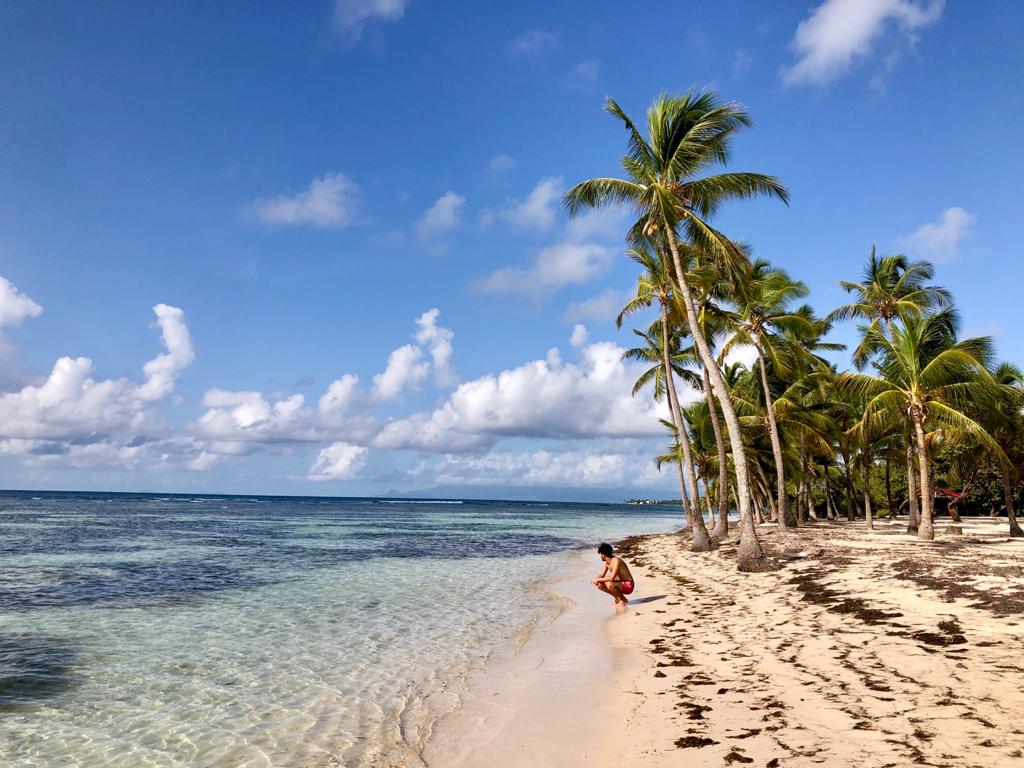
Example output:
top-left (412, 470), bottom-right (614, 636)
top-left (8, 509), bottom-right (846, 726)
top-left (725, 262), bottom-right (818, 530)
top-left (831, 250), bottom-right (953, 534)
top-left (983, 362), bottom-right (1024, 537)
top-left (840, 310), bottom-right (999, 540)
top-left (565, 91), bottom-right (788, 572)
top-left (619, 250), bottom-right (716, 551)
top-left (828, 247), bottom-right (952, 369)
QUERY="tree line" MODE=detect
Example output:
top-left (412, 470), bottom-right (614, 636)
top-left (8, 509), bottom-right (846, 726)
top-left (565, 91), bottom-right (1023, 572)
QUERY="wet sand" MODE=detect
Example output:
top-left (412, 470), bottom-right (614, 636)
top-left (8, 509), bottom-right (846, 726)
top-left (425, 518), bottom-right (1024, 767)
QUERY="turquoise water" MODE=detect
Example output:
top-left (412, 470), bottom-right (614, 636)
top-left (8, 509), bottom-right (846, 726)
top-left (0, 492), bottom-right (681, 767)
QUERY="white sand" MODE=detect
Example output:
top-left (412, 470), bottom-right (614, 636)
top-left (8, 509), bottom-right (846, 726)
top-left (424, 518), bottom-right (1024, 767)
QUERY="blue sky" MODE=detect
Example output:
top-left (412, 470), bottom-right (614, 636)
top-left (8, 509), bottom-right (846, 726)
top-left (1, 0), bottom-right (1021, 498)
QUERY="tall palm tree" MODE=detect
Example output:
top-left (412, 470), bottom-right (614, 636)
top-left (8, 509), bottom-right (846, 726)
top-left (983, 362), bottom-right (1024, 537)
top-left (831, 249), bottom-right (952, 533)
top-left (619, 258), bottom-right (715, 551)
top-left (841, 310), bottom-right (999, 540)
top-left (725, 262), bottom-right (817, 530)
top-left (565, 91), bottom-right (788, 571)
top-left (829, 247), bottom-right (952, 369)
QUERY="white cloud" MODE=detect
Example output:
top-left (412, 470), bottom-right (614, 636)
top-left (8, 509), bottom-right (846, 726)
top-left (722, 341), bottom-right (759, 371)
top-left (251, 172), bottom-right (362, 229)
top-left (508, 29), bottom-right (559, 56)
top-left (308, 441), bottom-right (368, 480)
top-left (566, 60), bottom-right (600, 92)
top-left (334, 0), bottom-right (407, 43)
top-left (318, 374), bottom-right (360, 425)
top-left (562, 288), bottom-right (634, 325)
top-left (373, 340), bottom-right (670, 452)
top-left (372, 344), bottom-right (429, 401)
top-left (782, 0), bottom-right (944, 87)
top-left (415, 191), bottom-right (465, 250)
top-left (414, 308), bottom-right (457, 386)
top-left (196, 391), bottom-right (317, 443)
top-left (732, 50), bottom-right (753, 79)
top-left (476, 209), bottom-right (625, 299)
top-left (0, 276), bottom-right (43, 328)
top-left (569, 324), bottom-right (589, 348)
top-left (137, 304), bottom-right (195, 402)
top-left (190, 310), bottom-right (455, 449)
top-left (410, 443), bottom-right (673, 489)
top-left (481, 177), bottom-right (563, 233)
top-left (0, 305), bottom-right (194, 449)
top-left (896, 206), bottom-right (974, 263)
top-left (485, 154), bottom-right (516, 177)
top-left (477, 242), bottom-right (613, 298)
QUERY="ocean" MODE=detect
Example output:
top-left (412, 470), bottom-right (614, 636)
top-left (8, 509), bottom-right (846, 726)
top-left (0, 491), bottom-right (681, 767)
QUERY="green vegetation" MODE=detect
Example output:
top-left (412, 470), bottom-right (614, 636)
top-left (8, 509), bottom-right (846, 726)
top-left (567, 91), bottom-right (1024, 570)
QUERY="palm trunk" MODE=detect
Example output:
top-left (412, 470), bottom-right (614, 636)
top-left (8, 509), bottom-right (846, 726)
top-left (796, 436), bottom-right (808, 526)
top-left (913, 414), bottom-right (934, 540)
top-left (948, 500), bottom-right (962, 523)
top-left (671, 434), bottom-right (694, 525)
top-left (702, 476), bottom-right (714, 522)
top-left (862, 453), bottom-right (874, 530)
top-left (703, 366), bottom-right (731, 538)
top-left (755, 343), bottom-right (791, 530)
top-left (825, 480), bottom-right (836, 520)
top-left (906, 441), bottom-right (919, 534)
top-left (840, 449), bottom-right (857, 521)
top-left (885, 457), bottom-right (894, 518)
top-left (1001, 464), bottom-right (1023, 537)
top-left (663, 229), bottom-right (772, 570)
top-left (661, 301), bottom-right (715, 552)
top-left (807, 478), bottom-right (818, 521)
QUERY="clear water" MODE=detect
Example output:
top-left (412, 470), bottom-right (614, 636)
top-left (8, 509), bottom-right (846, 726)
top-left (0, 491), bottom-right (682, 767)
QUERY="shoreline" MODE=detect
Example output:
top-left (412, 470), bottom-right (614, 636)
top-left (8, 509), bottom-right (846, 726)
top-left (423, 518), bottom-right (1024, 767)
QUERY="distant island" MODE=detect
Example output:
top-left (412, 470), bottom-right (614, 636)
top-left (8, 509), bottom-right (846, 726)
top-left (624, 498), bottom-right (683, 506)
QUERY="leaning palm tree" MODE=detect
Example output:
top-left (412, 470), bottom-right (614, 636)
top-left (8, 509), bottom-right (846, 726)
top-left (620, 254), bottom-right (716, 551)
top-left (840, 309), bottom-right (1000, 540)
top-left (565, 91), bottom-right (788, 571)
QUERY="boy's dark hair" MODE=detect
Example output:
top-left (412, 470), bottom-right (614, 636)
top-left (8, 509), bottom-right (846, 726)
top-left (597, 542), bottom-right (613, 557)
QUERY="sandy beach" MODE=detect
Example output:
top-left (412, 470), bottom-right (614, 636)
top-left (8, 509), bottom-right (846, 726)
top-left (427, 518), bottom-right (1024, 767)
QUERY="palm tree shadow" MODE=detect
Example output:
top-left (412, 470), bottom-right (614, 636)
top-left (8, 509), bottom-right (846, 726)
top-left (629, 595), bottom-right (667, 605)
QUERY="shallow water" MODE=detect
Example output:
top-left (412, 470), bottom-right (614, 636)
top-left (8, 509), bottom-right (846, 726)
top-left (0, 491), bottom-right (682, 767)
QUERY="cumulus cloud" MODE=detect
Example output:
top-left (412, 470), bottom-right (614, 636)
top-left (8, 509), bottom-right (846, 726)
top-left (333, 0), bottom-right (407, 43)
top-left (192, 309), bottom-right (456, 451)
top-left (477, 242), bottom-right (612, 298)
top-left (0, 304), bottom-right (193, 442)
top-left (415, 191), bottom-right (465, 250)
top-left (373, 340), bottom-right (671, 452)
top-left (480, 177), bottom-right (563, 233)
top-left (251, 172), bottom-right (362, 229)
top-left (485, 154), bottom-right (516, 177)
top-left (372, 345), bottom-right (429, 401)
top-left (782, 0), bottom-right (944, 87)
top-left (896, 207), bottom-right (974, 263)
top-left (410, 442), bottom-right (672, 489)
top-left (508, 29), bottom-right (559, 56)
top-left (414, 308), bottom-right (457, 386)
top-left (569, 324), bottom-right (589, 348)
top-left (308, 441), bottom-right (368, 480)
top-left (0, 276), bottom-right (43, 328)
top-left (566, 60), bottom-right (600, 93)
top-left (476, 209), bottom-right (625, 299)
top-left (561, 288), bottom-right (634, 325)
